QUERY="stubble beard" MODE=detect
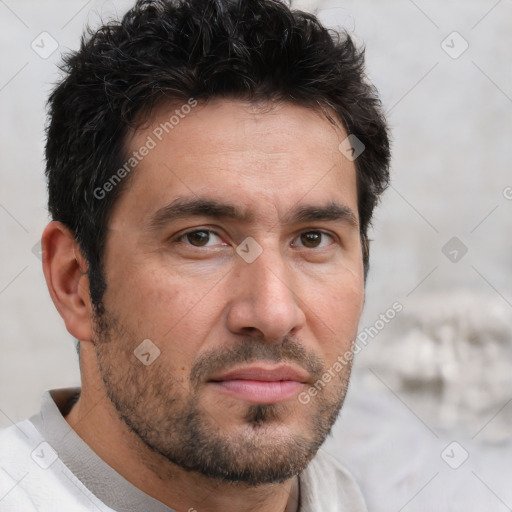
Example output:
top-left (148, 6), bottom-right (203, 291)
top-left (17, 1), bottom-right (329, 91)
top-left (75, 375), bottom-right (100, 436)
top-left (92, 305), bottom-right (353, 486)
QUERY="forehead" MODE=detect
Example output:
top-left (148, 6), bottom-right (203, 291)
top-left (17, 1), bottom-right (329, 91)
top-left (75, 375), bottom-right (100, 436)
top-left (112, 99), bottom-right (357, 227)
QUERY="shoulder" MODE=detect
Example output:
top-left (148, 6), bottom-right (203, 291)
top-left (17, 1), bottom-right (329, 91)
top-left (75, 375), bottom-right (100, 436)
top-left (299, 448), bottom-right (368, 512)
top-left (0, 421), bottom-right (112, 512)
top-left (0, 420), bottom-right (42, 511)
top-left (0, 419), bottom-right (40, 466)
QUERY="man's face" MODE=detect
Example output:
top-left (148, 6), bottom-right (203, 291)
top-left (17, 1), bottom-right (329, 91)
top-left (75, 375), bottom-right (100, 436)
top-left (93, 99), bottom-right (364, 485)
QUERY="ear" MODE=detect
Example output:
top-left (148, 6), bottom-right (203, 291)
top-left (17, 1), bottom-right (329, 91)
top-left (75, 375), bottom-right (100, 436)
top-left (41, 221), bottom-right (94, 342)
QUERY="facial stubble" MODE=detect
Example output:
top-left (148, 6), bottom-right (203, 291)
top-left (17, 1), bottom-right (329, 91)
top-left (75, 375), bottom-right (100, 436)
top-left (92, 306), bottom-right (353, 486)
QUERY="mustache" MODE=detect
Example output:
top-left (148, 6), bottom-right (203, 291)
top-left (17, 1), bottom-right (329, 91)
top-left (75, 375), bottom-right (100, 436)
top-left (189, 336), bottom-right (325, 388)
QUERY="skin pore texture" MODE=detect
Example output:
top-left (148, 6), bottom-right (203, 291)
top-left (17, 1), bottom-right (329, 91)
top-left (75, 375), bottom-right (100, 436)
top-left (42, 99), bottom-right (365, 512)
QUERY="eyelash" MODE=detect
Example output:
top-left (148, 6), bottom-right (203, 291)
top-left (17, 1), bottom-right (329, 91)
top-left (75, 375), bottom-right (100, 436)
top-left (174, 228), bottom-right (336, 249)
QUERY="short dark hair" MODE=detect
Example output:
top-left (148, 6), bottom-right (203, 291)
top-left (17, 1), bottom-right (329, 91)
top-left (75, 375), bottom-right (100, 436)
top-left (45, 0), bottom-right (390, 314)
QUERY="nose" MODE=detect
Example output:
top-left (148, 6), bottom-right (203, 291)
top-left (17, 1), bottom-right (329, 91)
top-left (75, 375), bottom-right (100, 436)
top-left (225, 246), bottom-right (306, 342)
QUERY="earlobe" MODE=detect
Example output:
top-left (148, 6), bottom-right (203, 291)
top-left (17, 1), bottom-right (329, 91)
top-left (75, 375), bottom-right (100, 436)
top-left (41, 221), bottom-right (94, 342)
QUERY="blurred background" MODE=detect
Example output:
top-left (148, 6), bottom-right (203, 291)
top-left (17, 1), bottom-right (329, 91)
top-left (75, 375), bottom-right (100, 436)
top-left (1, 0), bottom-right (511, 510)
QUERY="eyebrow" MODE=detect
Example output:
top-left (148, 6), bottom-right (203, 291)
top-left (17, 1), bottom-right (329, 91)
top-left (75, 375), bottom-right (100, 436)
top-left (284, 202), bottom-right (358, 228)
top-left (147, 196), bottom-right (358, 232)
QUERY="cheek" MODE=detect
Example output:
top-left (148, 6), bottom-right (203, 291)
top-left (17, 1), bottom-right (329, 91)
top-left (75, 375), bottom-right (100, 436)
top-left (109, 265), bottom-right (223, 364)
top-left (308, 276), bottom-right (364, 356)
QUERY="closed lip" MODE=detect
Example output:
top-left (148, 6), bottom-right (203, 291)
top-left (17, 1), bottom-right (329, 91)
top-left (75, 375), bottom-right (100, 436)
top-left (208, 364), bottom-right (309, 383)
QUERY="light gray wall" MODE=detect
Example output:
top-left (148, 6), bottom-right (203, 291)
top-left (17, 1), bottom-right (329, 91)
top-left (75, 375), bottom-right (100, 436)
top-left (1, 0), bottom-right (511, 428)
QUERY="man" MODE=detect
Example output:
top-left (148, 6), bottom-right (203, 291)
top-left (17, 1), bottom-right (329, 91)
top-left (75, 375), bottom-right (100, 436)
top-left (0, 0), bottom-right (390, 510)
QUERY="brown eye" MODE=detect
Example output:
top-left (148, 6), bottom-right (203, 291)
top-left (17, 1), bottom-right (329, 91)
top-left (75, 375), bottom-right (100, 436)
top-left (178, 229), bottom-right (225, 248)
top-left (294, 230), bottom-right (333, 249)
top-left (301, 232), bottom-right (321, 248)
top-left (186, 230), bottom-right (211, 246)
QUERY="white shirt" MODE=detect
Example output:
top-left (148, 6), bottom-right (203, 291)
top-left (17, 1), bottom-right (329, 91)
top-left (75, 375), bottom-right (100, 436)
top-left (0, 388), bottom-right (367, 512)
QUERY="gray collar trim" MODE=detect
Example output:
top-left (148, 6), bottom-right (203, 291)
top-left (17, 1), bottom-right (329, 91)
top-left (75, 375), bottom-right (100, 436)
top-left (29, 388), bottom-right (175, 512)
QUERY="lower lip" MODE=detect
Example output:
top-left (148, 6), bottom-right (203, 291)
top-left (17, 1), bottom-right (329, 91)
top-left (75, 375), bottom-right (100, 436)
top-left (210, 380), bottom-right (304, 404)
